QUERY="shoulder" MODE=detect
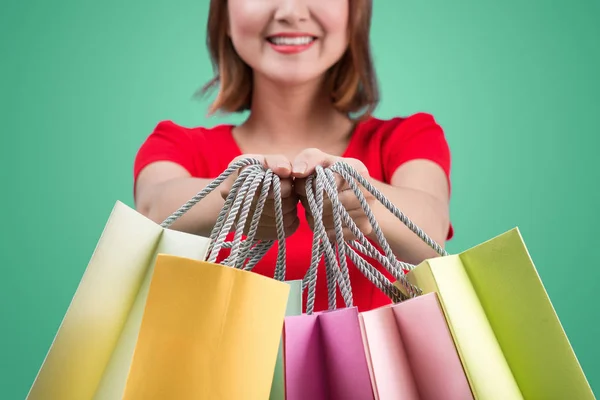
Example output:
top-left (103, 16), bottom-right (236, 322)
top-left (136, 119), bottom-right (238, 159)
top-left (356, 112), bottom-right (445, 141)
top-left (146, 120), bottom-right (234, 144)
top-left (349, 112), bottom-right (451, 183)
top-left (134, 119), bottom-right (237, 180)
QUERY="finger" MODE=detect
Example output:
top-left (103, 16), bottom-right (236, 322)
top-left (284, 216), bottom-right (301, 237)
top-left (339, 189), bottom-right (366, 212)
top-left (341, 158), bottom-right (370, 178)
top-left (278, 178), bottom-right (294, 198)
top-left (334, 159), bottom-right (369, 191)
top-left (222, 155), bottom-right (262, 200)
top-left (294, 177), bottom-right (308, 198)
top-left (265, 177), bottom-right (294, 199)
top-left (223, 154), bottom-right (266, 197)
top-left (327, 183), bottom-right (374, 214)
top-left (343, 227), bottom-right (360, 241)
top-left (264, 154), bottom-right (292, 178)
top-left (220, 174), bottom-right (238, 200)
top-left (319, 193), bottom-right (371, 233)
top-left (259, 197), bottom-right (298, 217)
top-left (320, 189), bottom-right (363, 217)
top-left (232, 153), bottom-right (266, 169)
top-left (255, 211), bottom-right (299, 231)
top-left (254, 216), bottom-right (300, 240)
top-left (352, 215), bottom-right (373, 238)
top-left (304, 210), bottom-right (315, 231)
top-left (320, 196), bottom-right (334, 217)
top-left (323, 212), bottom-right (372, 242)
top-left (292, 148), bottom-right (339, 178)
top-left (298, 194), bottom-right (310, 215)
top-left (326, 227), bottom-right (358, 243)
top-left (220, 185), bottom-right (231, 200)
top-left (220, 188), bottom-right (228, 200)
top-left (335, 173), bottom-right (348, 191)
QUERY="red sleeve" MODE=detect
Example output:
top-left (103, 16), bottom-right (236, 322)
top-left (133, 120), bottom-right (199, 184)
top-left (382, 112), bottom-right (451, 189)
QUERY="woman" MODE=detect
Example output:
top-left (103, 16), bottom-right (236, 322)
top-left (133, 0), bottom-right (452, 312)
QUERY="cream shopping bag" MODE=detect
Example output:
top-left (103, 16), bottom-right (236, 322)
top-left (27, 201), bottom-right (211, 400)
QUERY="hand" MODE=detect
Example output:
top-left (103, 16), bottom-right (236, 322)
top-left (220, 154), bottom-right (300, 240)
top-left (291, 148), bottom-right (375, 241)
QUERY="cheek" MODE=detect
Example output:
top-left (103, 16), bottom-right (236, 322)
top-left (311, 1), bottom-right (349, 50)
top-left (312, 0), bottom-right (349, 33)
top-left (227, 1), bottom-right (269, 46)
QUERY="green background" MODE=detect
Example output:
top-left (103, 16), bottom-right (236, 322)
top-left (2, 0), bottom-right (599, 398)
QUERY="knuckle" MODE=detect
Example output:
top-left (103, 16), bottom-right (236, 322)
top-left (283, 214), bottom-right (297, 227)
top-left (285, 218), bottom-right (300, 235)
top-left (299, 148), bottom-right (322, 160)
top-left (267, 153), bottom-right (284, 163)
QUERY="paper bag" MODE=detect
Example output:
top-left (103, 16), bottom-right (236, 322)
top-left (270, 280), bottom-right (303, 400)
top-left (27, 201), bottom-right (211, 400)
top-left (404, 228), bottom-right (595, 399)
top-left (122, 254), bottom-right (291, 400)
top-left (359, 293), bottom-right (473, 400)
top-left (284, 307), bottom-right (374, 400)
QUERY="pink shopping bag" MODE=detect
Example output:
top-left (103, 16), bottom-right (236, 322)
top-left (359, 292), bottom-right (473, 400)
top-left (283, 307), bottom-right (375, 400)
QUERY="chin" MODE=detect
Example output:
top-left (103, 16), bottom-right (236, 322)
top-left (259, 69), bottom-right (326, 88)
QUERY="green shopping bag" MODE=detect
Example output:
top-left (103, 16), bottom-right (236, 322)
top-left (405, 228), bottom-right (595, 399)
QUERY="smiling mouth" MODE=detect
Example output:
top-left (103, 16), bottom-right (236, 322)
top-left (266, 36), bottom-right (317, 46)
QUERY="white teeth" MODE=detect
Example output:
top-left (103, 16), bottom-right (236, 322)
top-left (269, 36), bottom-right (314, 46)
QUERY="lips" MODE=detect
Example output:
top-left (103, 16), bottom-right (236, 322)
top-left (267, 36), bottom-right (316, 46)
top-left (265, 33), bottom-right (318, 55)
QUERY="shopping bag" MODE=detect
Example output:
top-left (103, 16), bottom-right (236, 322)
top-left (26, 201), bottom-right (211, 400)
top-left (121, 253), bottom-right (291, 400)
top-left (313, 161), bottom-right (593, 400)
top-left (270, 279), bottom-right (303, 400)
top-left (359, 292), bottom-right (473, 400)
top-left (284, 307), bottom-right (375, 400)
top-left (404, 228), bottom-right (595, 400)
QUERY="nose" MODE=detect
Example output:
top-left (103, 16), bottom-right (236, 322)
top-left (274, 0), bottom-right (309, 24)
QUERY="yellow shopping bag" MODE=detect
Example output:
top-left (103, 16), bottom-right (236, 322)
top-left (27, 157), bottom-right (294, 400)
top-left (115, 158), bottom-right (296, 399)
top-left (121, 254), bottom-right (290, 400)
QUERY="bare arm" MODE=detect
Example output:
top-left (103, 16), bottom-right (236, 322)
top-left (135, 156), bottom-right (300, 239)
top-left (292, 148), bottom-right (450, 266)
top-left (367, 159), bottom-right (450, 265)
top-left (134, 161), bottom-right (226, 237)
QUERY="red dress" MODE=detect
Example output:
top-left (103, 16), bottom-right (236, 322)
top-left (133, 112), bottom-right (452, 312)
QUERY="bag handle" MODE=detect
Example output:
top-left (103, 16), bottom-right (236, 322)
top-left (301, 165), bottom-right (403, 314)
top-left (302, 161), bottom-right (449, 314)
top-left (159, 158), bottom-right (288, 281)
top-left (301, 166), bottom-right (354, 312)
top-left (157, 157), bottom-right (447, 312)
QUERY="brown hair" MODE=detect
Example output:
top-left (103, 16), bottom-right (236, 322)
top-left (199, 0), bottom-right (379, 120)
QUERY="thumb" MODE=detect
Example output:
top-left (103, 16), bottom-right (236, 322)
top-left (292, 148), bottom-right (338, 178)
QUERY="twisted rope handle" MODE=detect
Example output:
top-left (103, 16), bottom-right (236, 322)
top-left (302, 165), bottom-right (404, 313)
top-left (331, 162), bottom-right (447, 258)
top-left (159, 158), bottom-right (287, 281)
top-left (302, 167), bottom-right (354, 314)
top-left (302, 161), bottom-right (449, 313)
top-left (157, 157), bottom-right (447, 314)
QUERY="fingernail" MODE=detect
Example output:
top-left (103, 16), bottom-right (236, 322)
top-left (277, 161), bottom-right (291, 171)
top-left (293, 161), bottom-right (307, 174)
